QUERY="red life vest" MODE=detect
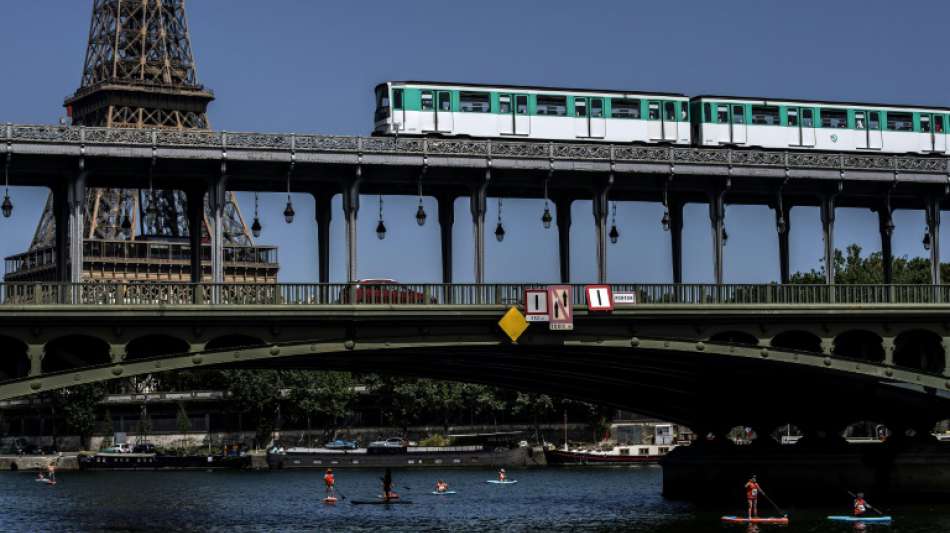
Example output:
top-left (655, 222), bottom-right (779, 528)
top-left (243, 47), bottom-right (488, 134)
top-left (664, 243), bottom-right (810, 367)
top-left (854, 499), bottom-right (867, 515)
top-left (324, 473), bottom-right (335, 487)
top-left (745, 481), bottom-right (760, 499)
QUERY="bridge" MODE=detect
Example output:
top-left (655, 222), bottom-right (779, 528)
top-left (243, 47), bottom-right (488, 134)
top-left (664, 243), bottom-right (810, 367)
top-left (4, 123), bottom-right (950, 286)
top-left (1, 281), bottom-right (948, 443)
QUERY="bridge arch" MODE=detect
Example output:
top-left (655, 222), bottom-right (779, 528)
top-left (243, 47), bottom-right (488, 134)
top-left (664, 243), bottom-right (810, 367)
top-left (205, 334), bottom-right (268, 351)
top-left (842, 419), bottom-right (890, 442)
top-left (708, 330), bottom-right (759, 346)
top-left (43, 334), bottom-right (111, 373)
top-left (770, 330), bottom-right (822, 353)
top-left (833, 330), bottom-right (885, 362)
top-left (0, 335), bottom-right (29, 380)
top-left (125, 334), bottom-right (191, 361)
top-left (893, 329), bottom-right (944, 373)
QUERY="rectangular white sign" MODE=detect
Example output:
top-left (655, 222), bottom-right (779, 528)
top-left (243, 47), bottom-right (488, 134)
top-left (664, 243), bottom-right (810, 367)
top-left (548, 285), bottom-right (574, 331)
top-left (524, 289), bottom-right (549, 322)
top-left (613, 292), bottom-right (638, 305)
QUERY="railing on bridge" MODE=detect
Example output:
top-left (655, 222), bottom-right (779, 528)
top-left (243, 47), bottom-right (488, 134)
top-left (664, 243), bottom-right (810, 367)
top-left (1, 282), bottom-right (948, 306)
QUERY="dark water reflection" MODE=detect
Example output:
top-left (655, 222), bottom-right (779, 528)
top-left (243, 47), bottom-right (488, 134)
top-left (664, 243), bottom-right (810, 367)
top-left (0, 466), bottom-right (947, 532)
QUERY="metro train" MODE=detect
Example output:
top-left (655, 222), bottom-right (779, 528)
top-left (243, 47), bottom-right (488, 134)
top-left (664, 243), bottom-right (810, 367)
top-left (373, 81), bottom-right (950, 155)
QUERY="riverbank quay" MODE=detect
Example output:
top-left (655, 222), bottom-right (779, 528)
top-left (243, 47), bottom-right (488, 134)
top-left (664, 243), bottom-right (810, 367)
top-left (663, 439), bottom-right (950, 503)
top-left (0, 453), bottom-right (78, 471)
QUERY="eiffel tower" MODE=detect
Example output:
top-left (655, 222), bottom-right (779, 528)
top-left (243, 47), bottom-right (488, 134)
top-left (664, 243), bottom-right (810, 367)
top-left (5, 0), bottom-right (277, 283)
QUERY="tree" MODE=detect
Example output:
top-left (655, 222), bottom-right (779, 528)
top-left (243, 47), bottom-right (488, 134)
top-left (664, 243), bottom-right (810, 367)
top-left (54, 384), bottom-right (106, 450)
top-left (285, 371), bottom-right (356, 443)
top-left (175, 402), bottom-right (192, 451)
top-left (222, 369), bottom-right (285, 449)
top-left (791, 244), bottom-right (935, 285)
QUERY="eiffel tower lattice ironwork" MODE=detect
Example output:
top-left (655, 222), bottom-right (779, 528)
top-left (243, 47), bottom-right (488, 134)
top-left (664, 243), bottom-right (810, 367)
top-left (7, 0), bottom-right (278, 283)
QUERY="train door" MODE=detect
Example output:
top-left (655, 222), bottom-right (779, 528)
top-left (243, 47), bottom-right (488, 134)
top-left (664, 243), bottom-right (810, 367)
top-left (648, 101), bottom-right (663, 140)
top-left (730, 104), bottom-right (747, 144)
top-left (419, 90), bottom-right (436, 132)
top-left (574, 97), bottom-right (589, 138)
top-left (498, 94), bottom-right (514, 135)
top-left (716, 104), bottom-right (731, 144)
top-left (661, 101), bottom-right (678, 141)
top-left (788, 107), bottom-right (816, 146)
top-left (854, 111), bottom-right (869, 149)
top-left (436, 90), bottom-right (453, 133)
top-left (589, 97), bottom-right (606, 138)
top-left (514, 94), bottom-right (530, 135)
top-left (867, 111), bottom-right (883, 149)
top-left (921, 113), bottom-right (946, 152)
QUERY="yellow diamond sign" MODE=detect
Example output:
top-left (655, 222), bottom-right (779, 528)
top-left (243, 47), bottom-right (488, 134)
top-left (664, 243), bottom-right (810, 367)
top-left (498, 306), bottom-right (529, 343)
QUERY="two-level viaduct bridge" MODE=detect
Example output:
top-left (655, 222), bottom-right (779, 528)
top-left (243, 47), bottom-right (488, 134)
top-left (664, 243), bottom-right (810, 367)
top-left (3, 123), bottom-right (950, 287)
top-left (1, 282), bottom-right (948, 441)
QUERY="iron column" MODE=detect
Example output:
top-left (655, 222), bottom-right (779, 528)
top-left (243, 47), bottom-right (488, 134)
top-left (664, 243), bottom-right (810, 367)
top-left (313, 192), bottom-right (332, 283)
top-left (708, 184), bottom-right (728, 285)
top-left (592, 175), bottom-right (613, 283)
top-left (470, 170), bottom-right (489, 284)
top-left (878, 202), bottom-right (895, 285)
top-left (342, 169), bottom-right (361, 283)
top-left (669, 198), bottom-right (684, 284)
top-left (207, 174), bottom-right (227, 284)
top-left (67, 171), bottom-right (87, 283)
top-left (437, 193), bottom-right (455, 283)
top-left (820, 194), bottom-right (837, 285)
top-left (555, 196), bottom-right (572, 283)
top-left (926, 197), bottom-right (942, 285)
top-left (186, 188), bottom-right (204, 283)
top-left (53, 182), bottom-right (69, 282)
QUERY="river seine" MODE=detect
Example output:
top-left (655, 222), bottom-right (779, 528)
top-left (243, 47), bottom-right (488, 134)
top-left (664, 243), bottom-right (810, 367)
top-left (1, 466), bottom-right (947, 532)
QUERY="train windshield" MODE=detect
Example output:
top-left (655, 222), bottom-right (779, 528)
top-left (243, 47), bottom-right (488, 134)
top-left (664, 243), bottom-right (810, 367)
top-left (375, 86), bottom-right (391, 122)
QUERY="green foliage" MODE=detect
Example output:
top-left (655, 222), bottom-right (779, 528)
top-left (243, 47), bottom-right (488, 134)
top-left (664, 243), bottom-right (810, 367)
top-left (176, 402), bottom-right (192, 434)
top-left (418, 434), bottom-right (450, 447)
top-left (791, 244), bottom-right (936, 285)
top-left (54, 384), bottom-right (106, 449)
top-left (222, 369), bottom-right (285, 448)
top-left (285, 370), bottom-right (356, 439)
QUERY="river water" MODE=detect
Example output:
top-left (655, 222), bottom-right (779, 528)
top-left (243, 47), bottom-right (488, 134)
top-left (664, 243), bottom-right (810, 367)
top-left (1, 466), bottom-right (948, 532)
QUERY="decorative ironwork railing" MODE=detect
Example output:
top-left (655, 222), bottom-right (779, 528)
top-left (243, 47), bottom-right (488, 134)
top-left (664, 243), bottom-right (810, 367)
top-left (3, 123), bottom-right (950, 173)
top-left (1, 282), bottom-right (948, 306)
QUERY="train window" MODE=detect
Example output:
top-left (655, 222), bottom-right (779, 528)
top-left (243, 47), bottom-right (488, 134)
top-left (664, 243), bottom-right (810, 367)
top-left (664, 101), bottom-right (676, 120)
top-left (802, 109), bottom-right (814, 127)
top-left (787, 108), bottom-right (799, 127)
top-left (575, 97), bottom-right (587, 117)
top-left (612, 99), bottom-right (640, 119)
top-left (459, 92), bottom-right (490, 112)
top-left (591, 98), bottom-right (604, 118)
top-left (649, 102), bottom-right (661, 120)
top-left (516, 95), bottom-right (528, 114)
top-left (421, 91), bottom-right (434, 111)
top-left (536, 95), bottom-right (567, 116)
top-left (703, 103), bottom-right (711, 123)
top-left (732, 105), bottom-right (745, 124)
top-left (499, 95), bottom-right (511, 114)
top-left (375, 87), bottom-right (392, 122)
top-left (921, 115), bottom-right (931, 133)
top-left (886, 112), bottom-right (913, 131)
top-left (854, 112), bottom-right (865, 130)
top-left (751, 106), bottom-right (779, 125)
top-left (680, 103), bottom-right (688, 121)
top-left (868, 111), bottom-right (880, 129)
top-left (393, 89), bottom-right (403, 109)
top-left (937, 116), bottom-right (945, 134)
top-left (821, 109), bottom-right (847, 128)
top-left (438, 91), bottom-right (451, 111)
top-left (717, 105), bottom-right (729, 124)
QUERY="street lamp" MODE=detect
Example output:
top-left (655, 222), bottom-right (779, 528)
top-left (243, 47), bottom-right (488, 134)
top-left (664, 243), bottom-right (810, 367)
top-left (924, 228), bottom-right (932, 251)
top-left (495, 197), bottom-right (505, 242)
top-left (376, 195), bottom-right (387, 240)
top-left (661, 211), bottom-right (670, 231)
top-left (251, 192), bottom-right (262, 238)
top-left (284, 164), bottom-right (295, 224)
top-left (416, 172), bottom-right (427, 226)
top-left (541, 177), bottom-right (552, 229)
top-left (609, 202), bottom-right (619, 244)
top-left (1, 155), bottom-right (11, 218)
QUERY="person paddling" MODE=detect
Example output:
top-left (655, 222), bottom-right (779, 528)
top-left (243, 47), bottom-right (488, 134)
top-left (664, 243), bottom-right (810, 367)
top-left (745, 474), bottom-right (762, 519)
top-left (498, 468), bottom-right (507, 482)
top-left (435, 479), bottom-right (448, 493)
top-left (381, 468), bottom-right (398, 501)
top-left (853, 492), bottom-right (874, 516)
top-left (323, 468), bottom-right (336, 500)
top-left (46, 460), bottom-right (57, 483)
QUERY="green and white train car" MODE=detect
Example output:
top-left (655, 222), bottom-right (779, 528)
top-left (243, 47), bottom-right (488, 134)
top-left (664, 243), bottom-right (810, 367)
top-left (374, 81), bottom-right (691, 145)
top-left (692, 95), bottom-right (950, 154)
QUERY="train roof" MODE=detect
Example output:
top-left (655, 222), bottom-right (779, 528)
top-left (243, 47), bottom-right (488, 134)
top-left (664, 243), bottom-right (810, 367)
top-left (691, 94), bottom-right (950, 113)
top-left (376, 81), bottom-right (687, 98)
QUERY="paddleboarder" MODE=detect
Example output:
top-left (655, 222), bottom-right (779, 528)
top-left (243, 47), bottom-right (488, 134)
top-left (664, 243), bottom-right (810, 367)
top-left (853, 492), bottom-right (876, 516)
top-left (381, 468), bottom-right (398, 501)
top-left (46, 459), bottom-right (57, 483)
top-left (498, 468), bottom-right (507, 482)
top-left (323, 468), bottom-right (336, 500)
top-left (435, 480), bottom-right (449, 493)
top-left (745, 474), bottom-right (762, 519)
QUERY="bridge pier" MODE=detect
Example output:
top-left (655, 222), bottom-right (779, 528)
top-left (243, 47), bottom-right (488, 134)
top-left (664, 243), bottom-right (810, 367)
top-left (877, 198), bottom-right (895, 285)
top-left (775, 202), bottom-right (792, 284)
top-left (708, 184), bottom-right (727, 286)
top-left (469, 171), bottom-right (489, 284)
top-left (185, 188), bottom-right (204, 284)
top-left (883, 336), bottom-right (895, 366)
top-left (27, 345), bottom-right (43, 377)
top-left (555, 196), bottom-right (572, 283)
top-left (52, 183), bottom-right (69, 283)
top-left (669, 198), bottom-right (684, 285)
top-left (67, 171), bottom-right (87, 284)
top-left (207, 174), bottom-right (228, 284)
top-left (342, 171), bottom-right (361, 283)
top-left (820, 193), bottom-right (837, 286)
top-left (436, 193), bottom-right (455, 284)
top-left (926, 197), bottom-right (942, 286)
top-left (312, 192), bottom-right (332, 284)
top-left (592, 175), bottom-right (613, 283)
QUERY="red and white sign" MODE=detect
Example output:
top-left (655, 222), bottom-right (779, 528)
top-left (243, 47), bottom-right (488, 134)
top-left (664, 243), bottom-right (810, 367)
top-left (524, 289), bottom-right (550, 322)
top-left (585, 285), bottom-right (614, 312)
top-left (548, 285), bottom-right (573, 331)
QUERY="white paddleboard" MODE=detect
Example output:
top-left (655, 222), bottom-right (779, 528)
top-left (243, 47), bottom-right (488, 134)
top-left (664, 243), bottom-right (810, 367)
top-left (486, 480), bottom-right (518, 484)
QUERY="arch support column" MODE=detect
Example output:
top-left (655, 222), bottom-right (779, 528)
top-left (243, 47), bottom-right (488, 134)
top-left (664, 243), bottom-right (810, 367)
top-left (820, 193), bottom-right (837, 286)
top-left (27, 345), bottom-right (44, 377)
top-left (185, 188), bottom-right (205, 284)
top-left (67, 171), bottom-right (88, 284)
top-left (436, 193), bottom-right (456, 284)
top-left (775, 200), bottom-right (791, 284)
top-left (342, 170), bottom-right (362, 283)
top-left (207, 174), bottom-right (228, 284)
top-left (926, 197), bottom-right (942, 286)
top-left (470, 170), bottom-right (489, 284)
top-left (555, 196), bottom-right (572, 283)
top-left (877, 198), bottom-right (894, 285)
top-left (592, 175), bottom-right (613, 284)
top-left (942, 338), bottom-right (950, 377)
top-left (312, 192), bottom-right (333, 283)
top-left (708, 182), bottom-right (729, 286)
top-left (669, 198), bottom-right (684, 284)
top-left (882, 336), bottom-right (895, 366)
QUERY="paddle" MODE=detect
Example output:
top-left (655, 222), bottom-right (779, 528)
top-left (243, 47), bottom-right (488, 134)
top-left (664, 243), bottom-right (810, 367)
top-left (847, 491), bottom-right (885, 516)
top-left (334, 487), bottom-right (348, 501)
top-left (759, 488), bottom-right (787, 517)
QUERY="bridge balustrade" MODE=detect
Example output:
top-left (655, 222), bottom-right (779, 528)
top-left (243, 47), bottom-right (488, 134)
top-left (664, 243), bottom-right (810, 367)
top-left (1, 282), bottom-right (949, 306)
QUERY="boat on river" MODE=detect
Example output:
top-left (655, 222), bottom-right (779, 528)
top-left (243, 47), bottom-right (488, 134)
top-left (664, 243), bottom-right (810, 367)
top-left (78, 452), bottom-right (251, 470)
top-left (267, 444), bottom-right (530, 469)
top-left (544, 444), bottom-right (675, 466)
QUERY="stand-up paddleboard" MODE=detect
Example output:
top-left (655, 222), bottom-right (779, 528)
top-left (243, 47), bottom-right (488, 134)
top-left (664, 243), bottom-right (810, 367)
top-left (431, 491), bottom-right (457, 495)
top-left (35, 478), bottom-right (56, 486)
top-left (486, 480), bottom-right (518, 484)
top-left (322, 497), bottom-right (337, 505)
top-left (721, 516), bottom-right (789, 525)
top-left (351, 499), bottom-right (412, 505)
top-left (827, 515), bottom-right (892, 523)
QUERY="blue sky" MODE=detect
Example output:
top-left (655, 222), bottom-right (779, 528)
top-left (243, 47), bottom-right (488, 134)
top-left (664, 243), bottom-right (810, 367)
top-left (0, 1), bottom-right (945, 283)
